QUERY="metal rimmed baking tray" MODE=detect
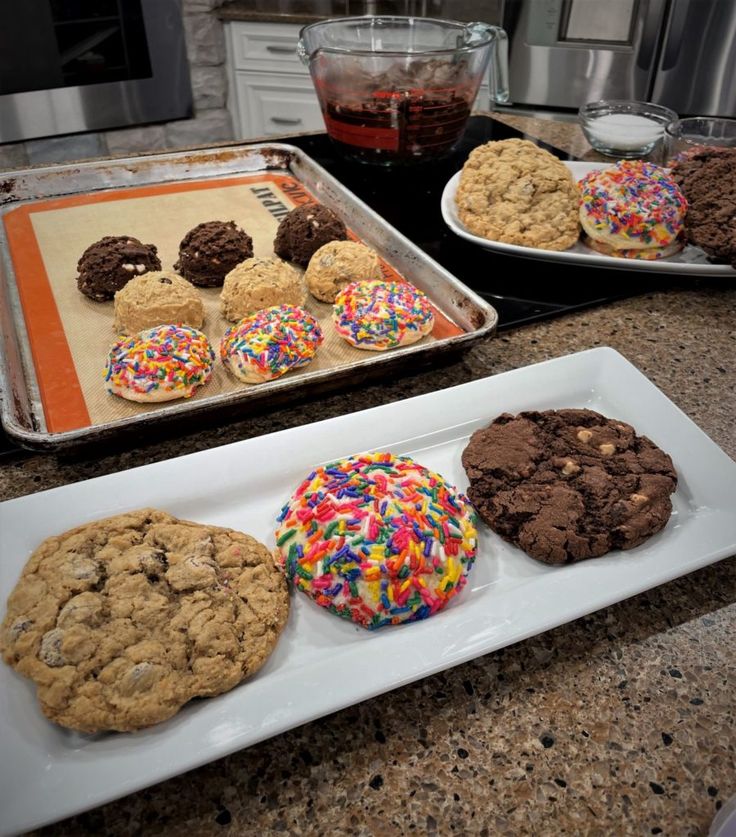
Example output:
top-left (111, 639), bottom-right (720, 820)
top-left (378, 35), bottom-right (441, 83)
top-left (0, 143), bottom-right (497, 450)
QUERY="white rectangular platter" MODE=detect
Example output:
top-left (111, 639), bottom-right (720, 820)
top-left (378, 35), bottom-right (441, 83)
top-left (2, 347), bottom-right (736, 835)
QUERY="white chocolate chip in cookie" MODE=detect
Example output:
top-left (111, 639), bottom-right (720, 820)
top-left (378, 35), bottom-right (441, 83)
top-left (599, 443), bottom-right (616, 455)
top-left (630, 493), bottom-right (649, 505)
top-left (577, 429), bottom-right (593, 443)
top-left (562, 460), bottom-right (580, 475)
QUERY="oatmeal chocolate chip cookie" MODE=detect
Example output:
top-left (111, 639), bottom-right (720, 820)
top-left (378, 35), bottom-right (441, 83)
top-left (455, 139), bottom-right (580, 251)
top-left (462, 409), bottom-right (677, 565)
top-left (0, 509), bottom-right (289, 732)
top-left (672, 148), bottom-right (736, 268)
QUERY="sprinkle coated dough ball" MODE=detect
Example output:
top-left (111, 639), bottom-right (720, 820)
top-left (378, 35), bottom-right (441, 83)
top-left (105, 324), bottom-right (214, 402)
top-left (113, 270), bottom-right (205, 334)
top-left (332, 280), bottom-right (434, 351)
top-left (220, 304), bottom-right (323, 384)
top-left (275, 452), bottom-right (478, 629)
top-left (304, 240), bottom-right (383, 303)
top-left (220, 257), bottom-right (306, 323)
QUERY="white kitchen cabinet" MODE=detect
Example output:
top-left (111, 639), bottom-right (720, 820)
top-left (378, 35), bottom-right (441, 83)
top-left (225, 21), bottom-right (324, 139)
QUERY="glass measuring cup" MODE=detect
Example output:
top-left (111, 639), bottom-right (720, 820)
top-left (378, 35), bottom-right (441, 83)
top-left (298, 16), bottom-right (509, 165)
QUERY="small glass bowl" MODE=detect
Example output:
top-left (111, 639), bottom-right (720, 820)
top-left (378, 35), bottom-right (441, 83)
top-left (664, 117), bottom-right (736, 163)
top-left (579, 100), bottom-right (678, 159)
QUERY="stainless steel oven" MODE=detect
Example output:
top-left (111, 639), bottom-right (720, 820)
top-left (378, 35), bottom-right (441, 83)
top-left (0, 0), bottom-right (192, 143)
top-left (501, 0), bottom-right (736, 118)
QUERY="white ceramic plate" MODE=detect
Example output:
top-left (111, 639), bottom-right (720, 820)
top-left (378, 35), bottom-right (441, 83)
top-left (2, 347), bottom-right (736, 835)
top-left (442, 161), bottom-right (735, 276)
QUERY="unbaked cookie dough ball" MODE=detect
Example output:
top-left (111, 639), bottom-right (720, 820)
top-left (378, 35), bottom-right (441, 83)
top-left (174, 220), bottom-right (253, 287)
top-left (273, 203), bottom-right (348, 267)
top-left (76, 235), bottom-right (161, 302)
top-left (220, 256), bottom-right (306, 322)
top-left (113, 270), bottom-right (205, 334)
top-left (304, 240), bottom-right (383, 303)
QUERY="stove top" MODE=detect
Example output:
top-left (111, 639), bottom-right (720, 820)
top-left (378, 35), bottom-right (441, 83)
top-left (287, 116), bottom-right (655, 330)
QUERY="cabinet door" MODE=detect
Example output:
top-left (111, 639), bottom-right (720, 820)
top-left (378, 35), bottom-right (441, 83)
top-left (234, 73), bottom-right (324, 138)
top-left (228, 21), bottom-right (304, 75)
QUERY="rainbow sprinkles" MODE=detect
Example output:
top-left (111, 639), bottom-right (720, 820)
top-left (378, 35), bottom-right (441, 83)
top-left (105, 324), bottom-right (214, 403)
top-left (275, 452), bottom-right (478, 629)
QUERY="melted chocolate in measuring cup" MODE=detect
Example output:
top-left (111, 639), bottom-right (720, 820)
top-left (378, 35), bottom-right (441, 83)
top-left (317, 57), bottom-right (476, 164)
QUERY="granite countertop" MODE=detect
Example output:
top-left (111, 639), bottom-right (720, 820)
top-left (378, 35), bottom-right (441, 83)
top-left (2, 117), bottom-right (735, 835)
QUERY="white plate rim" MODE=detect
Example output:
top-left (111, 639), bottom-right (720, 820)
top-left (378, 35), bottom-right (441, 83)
top-left (441, 162), bottom-right (735, 276)
top-left (1, 346), bottom-right (736, 834)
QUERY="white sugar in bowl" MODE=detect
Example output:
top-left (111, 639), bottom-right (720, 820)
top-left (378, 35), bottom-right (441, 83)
top-left (579, 100), bottom-right (678, 158)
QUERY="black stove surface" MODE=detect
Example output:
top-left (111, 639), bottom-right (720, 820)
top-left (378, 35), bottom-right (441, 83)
top-left (287, 116), bottom-right (655, 330)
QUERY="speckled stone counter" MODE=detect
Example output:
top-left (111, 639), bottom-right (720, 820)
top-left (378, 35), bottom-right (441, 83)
top-left (2, 119), bottom-right (735, 836)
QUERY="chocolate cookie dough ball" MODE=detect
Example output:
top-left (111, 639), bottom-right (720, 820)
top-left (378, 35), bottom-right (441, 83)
top-left (113, 270), bottom-right (205, 334)
top-left (76, 235), bottom-right (161, 302)
top-left (220, 257), bottom-right (306, 322)
top-left (175, 220), bottom-right (253, 287)
top-left (305, 240), bottom-right (383, 303)
top-left (273, 203), bottom-right (348, 267)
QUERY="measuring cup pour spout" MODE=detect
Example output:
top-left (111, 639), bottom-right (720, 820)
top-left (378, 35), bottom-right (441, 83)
top-left (297, 16), bottom-right (510, 165)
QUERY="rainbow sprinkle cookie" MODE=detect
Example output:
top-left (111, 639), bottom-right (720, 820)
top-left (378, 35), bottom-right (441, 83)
top-left (220, 304), bottom-right (323, 384)
top-left (332, 280), bottom-right (434, 351)
top-left (275, 452), bottom-right (478, 629)
top-left (579, 160), bottom-right (687, 258)
top-left (105, 324), bottom-right (214, 403)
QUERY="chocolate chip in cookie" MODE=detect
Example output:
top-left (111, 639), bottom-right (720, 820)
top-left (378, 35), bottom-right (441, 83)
top-left (461, 409), bottom-right (677, 565)
top-left (0, 509), bottom-right (289, 732)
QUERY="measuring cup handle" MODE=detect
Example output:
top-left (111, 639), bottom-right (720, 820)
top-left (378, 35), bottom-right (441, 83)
top-left (488, 26), bottom-right (510, 106)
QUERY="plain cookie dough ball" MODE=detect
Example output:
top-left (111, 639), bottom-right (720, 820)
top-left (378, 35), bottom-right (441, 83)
top-left (76, 235), bottom-right (161, 302)
top-left (113, 270), bottom-right (205, 334)
top-left (220, 257), bottom-right (306, 323)
top-left (304, 240), bottom-right (383, 303)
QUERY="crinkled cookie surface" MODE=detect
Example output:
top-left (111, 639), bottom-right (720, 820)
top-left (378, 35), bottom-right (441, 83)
top-left (0, 508), bottom-right (289, 732)
top-left (455, 139), bottom-right (580, 251)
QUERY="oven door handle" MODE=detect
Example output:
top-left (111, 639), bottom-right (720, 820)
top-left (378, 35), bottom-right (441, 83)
top-left (659, 0), bottom-right (691, 71)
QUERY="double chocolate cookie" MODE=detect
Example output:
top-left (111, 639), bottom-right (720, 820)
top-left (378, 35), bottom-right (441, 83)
top-left (672, 148), bottom-right (736, 269)
top-left (462, 409), bottom-right (677, 565)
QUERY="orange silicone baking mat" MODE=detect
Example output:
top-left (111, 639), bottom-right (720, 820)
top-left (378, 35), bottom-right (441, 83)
top-left (3, 173), bottom-right (461, 434)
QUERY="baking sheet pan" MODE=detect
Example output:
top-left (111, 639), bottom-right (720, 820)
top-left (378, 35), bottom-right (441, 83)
top-left (0, 144), bottom-right (497, 450)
